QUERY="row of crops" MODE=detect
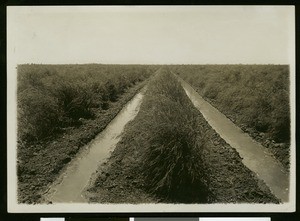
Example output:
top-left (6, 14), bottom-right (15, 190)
top-left (134, 68), bottom-right (209, 201)
top-left (18, 64), bottom-right (155, 143)
top-left (17, 64), bottom-right (156, 203)
top-left (172, 65), bottom-right (290, 167)
top-left (88, 68), bottom-right (279, 203)
top-left (17, 64), bottom-right (289, 203)
top-left (172, 64), bottom-right (290, 143)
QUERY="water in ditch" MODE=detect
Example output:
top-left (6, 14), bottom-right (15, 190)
top-left (180, 79), bottom-right (289, 202)
top-left (44, 89), bottom-right (145, 203)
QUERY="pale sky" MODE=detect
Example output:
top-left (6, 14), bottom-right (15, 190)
top-left (7, 6), bottom-right (294, 64)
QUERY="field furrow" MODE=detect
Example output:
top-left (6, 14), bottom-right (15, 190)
top-left (16, 64), bottom-right (290, 205)
top-left (85, 68), bottom-right (279, 204)
top-left (172, 65), bottom-right (290, 169)
top-left (17, 64), bottom-right (156, 204)
top-left (180, 77), bottom-right (289, 202)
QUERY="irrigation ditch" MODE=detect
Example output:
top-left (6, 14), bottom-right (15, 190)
top-left (17, 71), bottom-right (154, 204)
top-left (179, 77), bottom-right (289, 202)
top-left (85, 69), bottom-right (281, 204)
top-left (43, 87), bottom-right (146, 203)
top-left (18, 66), bottom-right (288, 204)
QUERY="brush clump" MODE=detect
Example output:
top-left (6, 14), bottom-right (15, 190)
top-left (136, 69), bottom-right (209, 202)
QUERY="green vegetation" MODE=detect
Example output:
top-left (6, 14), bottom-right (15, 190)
top-left (172, 65), bottom-right (290, 167)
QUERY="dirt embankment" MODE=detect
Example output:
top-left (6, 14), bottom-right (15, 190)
top-left (17, 80), bottom-right (149, 204)
top-left (86, 116), bottom-right (279, 204)
top-left (174, 65), bottom-right (290, 170)
top-left (86, 72), bottom-right (279, 204)
top-left (197, 93), bottom-right (290, 170)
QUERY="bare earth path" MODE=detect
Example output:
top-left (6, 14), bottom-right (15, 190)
top-left (43, 87), bottom-right (146, 203)
top-left (180, 78), bottom-right (289, 202)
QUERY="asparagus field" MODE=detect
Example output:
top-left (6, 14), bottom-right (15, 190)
top-left (16, 64), bottom-right (290, 204)
top-left (17, 64), bottom-right (156, 203)
top-left (86, 68), bottom-right (279, 203)
top-left (172, 65), bottom-right (290, 169)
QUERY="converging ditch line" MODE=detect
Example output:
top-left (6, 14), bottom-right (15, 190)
top-left (179, 77), bottom-right (289, 202)
top-left (43, 86), bottom-right (147, 203)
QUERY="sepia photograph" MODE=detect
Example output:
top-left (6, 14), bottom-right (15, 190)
top-left (7, 6), bottom-right (295, 212)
